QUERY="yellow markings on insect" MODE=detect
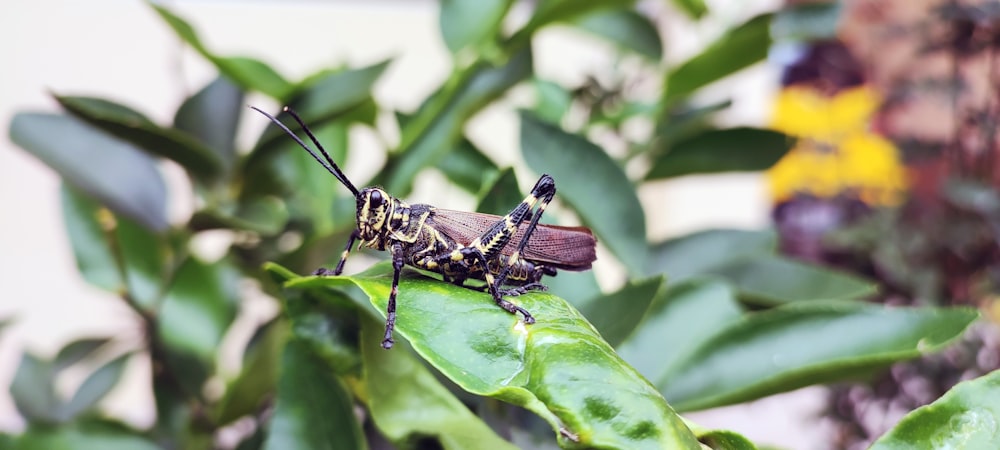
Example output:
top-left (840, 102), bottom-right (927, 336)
top-left (450, 249), bottom-right (464, 261)
top-left (425, 260), bottom-right (438, 269)
top-left (507, 251), bottom-right (521, 265)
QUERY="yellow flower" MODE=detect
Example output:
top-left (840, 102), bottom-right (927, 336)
top-left (768, 86), bottom-right (907, 206)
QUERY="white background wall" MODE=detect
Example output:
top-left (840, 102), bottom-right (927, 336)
top-left (1, 0), bottom-right (825, 448)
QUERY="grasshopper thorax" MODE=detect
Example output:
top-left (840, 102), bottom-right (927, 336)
top-left (357, 187), bottom-right (394, 243)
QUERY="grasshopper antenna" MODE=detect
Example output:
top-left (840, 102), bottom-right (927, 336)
top-left (249, 105), bottom-right (360, 197)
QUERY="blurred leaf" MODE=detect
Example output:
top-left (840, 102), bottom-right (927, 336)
top-left (115, 213), bottom-right (169, 310)
top-left (60, 185), bottom-right (121, 291)
top-left (189, 196), bottom-right (290, 236)
top-left (870, 369), bottom-right (1000, 449)
top-left (383, 47), bottom-right (533, 195)
top-left (646, 128), bottom-right (793, 179)
top-left (58, 353), bottom-right (131, 421)
top-left (696, 430), bottom-right (758, 450)
top-left (533, 78), bottom-right (573, 124)
top-left (360, 317), bottom-right (518, 450)
top-left (664, 14), bottom-right (772, 102)
top-left (511, 0), bottom-right (629, 48)
top-left (771, 2), bottom-right (841, 42)
top-left (10, 113), bottom-right (168, 232)
top-left (157, 257), bottom-right (239, 361)
top-left (55, 95), bottom-right (224, 183)
top-left (287, 60), bottom-right (390, 126)
top-left (215, 319), bottom-right (288, 425)
top-left (661, 303), bottom-right (979, 412)
top-left (263, 338), bottom-right (365, 450)
top-left (616, 278), bottom-right (743, 386)
top-left (572, 9), bottom-right (662, 61)
top-left (150, 4), bottom-right (292, 99)
top-left (520, 112), bottom-right (648, 275)
top-left (579, 276), bottom-right (663, 348)
top-left (647, 228), bottom-right (777, 280)
top-left (656, 100), bottom-right (733, 146)
top-left (708, 254), bottom-right (877, 306)
top-left (476, 168), bottom-right (523, 216)
top-left (54, 338), bottom-right (110, 373)
top-left (669, 0), bottom-right (708, 19)
top-left (10, 354), bottom-right (59, 423)
top-left (13, 421), bottom-right (158, 450)
top-left (174, 76), bottom-right (244, 173)
top-left (439, 0), bottom-right (514, 53)
top-left (545, 271), bottom-right (603, 310)
top-left (439, 138), bottom-right (500, 193)
top-left (272, 262), bottom-right (701, 449)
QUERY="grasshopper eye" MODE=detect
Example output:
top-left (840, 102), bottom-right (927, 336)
top-left (370, 190), bottom-right (384, 206)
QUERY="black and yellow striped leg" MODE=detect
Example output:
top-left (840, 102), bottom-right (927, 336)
top-left (382, 241), bottom-right (405, 349)
top-left (314, 230), bottom-right (360, 276)
top-left (494, 174), bottom-right (556, 289)
top-left (462, 248), bottom-right (536, 324)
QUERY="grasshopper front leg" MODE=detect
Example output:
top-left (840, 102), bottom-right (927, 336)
top-left (382, 241), bottom-right (405, 349)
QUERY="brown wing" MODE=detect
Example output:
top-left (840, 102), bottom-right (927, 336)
top-left (430, 209), bottom-right (597, 271)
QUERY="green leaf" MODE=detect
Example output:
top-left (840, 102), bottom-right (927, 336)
top-left (708, 254), bottom-right (877, 306)
top-left (664, 14), bottom-right (772, 102)
top-left (438, 138), bottom-right (500, 194)
top-left (661, 303), bottom-right (979, 412)
top-left (383, 47), bottom-right (533, 195)
top-left (476, 168), bottom-right (523, 216)
top-left (533, 78), bottom-right (573, 124)
top-left (114, 213), bottom-right (169, 310)
top-left (510, 0), bottom-right (630, 49)
top-left (545, 271), bottom-right (603, 310)
top-left (579, 276), bottom-right (663, 348)
top-left (520, 112), bottom-right (648, 274)
top-left (771, 2), bottom-right (841, 42)
top-left (150, 4), bottom-right (292, 99)
top-left (174, 76), bottom-right (244, 174)
top-left (54, 338), bottom-right (110, 373)
top-left (189, 196), bottom-right (290, 236)
top-left (288, 60), bottom-right (391, 126)
top-left (669, 0), bottom-right (708, 19)
top-left (13, 421), bottom-right (159, 450)
top-left (58, 353), bottom-right (131, 421)
top-left (360, 316), bottom-right (517, 450)
top-left (870, 369), bottom-right (1000, 450)
top-left (647, 228), bottom-right (777, 280)
top-left (157, 257), bottom-right (239, 361)
top-left (215, 319), bottom-right (288, 425)
top-left (10, 353), bottom-right (59, 423)
top-left (646, 128), bottom-right (793, 180)
top-left (272, 262), bottom-right (701, 449)
top-left (60, 185), bottom-right (121, 291)
top-left (616, 278), bottom-right (743, 386)
top-left (263, 338), bottom-right (365, 450)
top-left (55, 95), bottom-right (224, 183)
top-left (572, 9), bottom-right (662, 61)
top-left (696, 430), bottom-right (758, 450)
top-left (439, 0), bottom-right (514, 53)
top-left (10, 113), bottom-right (168, 232)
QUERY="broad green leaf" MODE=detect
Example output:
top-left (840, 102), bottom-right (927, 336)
top-left (272, 262), bottom-right (700, 449)
top-left (771, 2), bottom-right (841, 42)
top-left (572, 9), bottom-right (662, 61)
top-left (10, 354), bottom-right (59, 423)
top-left (114, 213), bottom-right (169, 310)
top-left (150, 4), bottom-right (292, 99)
top-left (174, 76), bottom-right (244, 173)
top-left (287, 60), bottom-right (391, 126)
top-left (439, 0), bottom-right (514, 53)
top-left (545, 271), bottom-right (603, 310)
top-left (360, 317), bottom-right (517, 450)
top-left (647, 228), bottom-right (777, 280)
top-left (520, 112), bottom-right (648, 274)
top-left (695, 430), bottom-right (757, 450)
top-left (664, 14), bottom-right (772, 102)
top-left (157, 257), bottom-right (239, 361)
top-left (13, 422), bottom-right (158, 450)
top-left (656, 100), bottom-right (734, 147)
top-left (646, 128), bottom-right (793, 180)
top-left (669, 0), bottom-right (708, 19)
top-left (579, 276), bottom-right (663, 348)
top-left (383, 47), bottom-right (532, 195)
top-left (55, 95), bottom-right (224, 183)
top-left (509, 0), bottom-right (631, 49)
top-left (263, 338), bottom-right (365, 450)
top-left (708, 254), bottom-right (877, 306)
top-left (438, 138), bottom-right (500, 194)
top-left (870, 369), bottom-right (1000, 450)
top-left (58, 353), bottom-right (131, 421)
top-left (189, 196), bottom-right (290, 236)
top-left (60, 185), bottom-right (121, 291)
top-left (533, 78), bottom-right (573, 124)
top-left (11, 113), bottom-right (168, 232)
top-left (661, 302), bottom-right (979, 412)
top-left (54, 338), bottom-right (110, 373)
top-left (616, 278), bottom-right (743, 386)
top-left (215, 319), bottom-right (287, 425)
top-left (476, 167), bottom-right (523, 216)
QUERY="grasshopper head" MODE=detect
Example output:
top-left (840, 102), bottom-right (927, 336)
top-left (357, 187), bottom-right (392, 242)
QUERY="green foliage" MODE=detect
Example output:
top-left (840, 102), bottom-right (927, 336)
top-left (5, 1), bottom-right (996, 449)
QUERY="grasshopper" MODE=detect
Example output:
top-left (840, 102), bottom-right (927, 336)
top-left (253, 106), bottom-right (596, 349)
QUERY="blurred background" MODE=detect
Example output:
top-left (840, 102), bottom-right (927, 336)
top-left (2, 1), bottom-right (999, 449)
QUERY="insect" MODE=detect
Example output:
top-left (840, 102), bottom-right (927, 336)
top-left (252, 106), bottom-right (597, 349)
